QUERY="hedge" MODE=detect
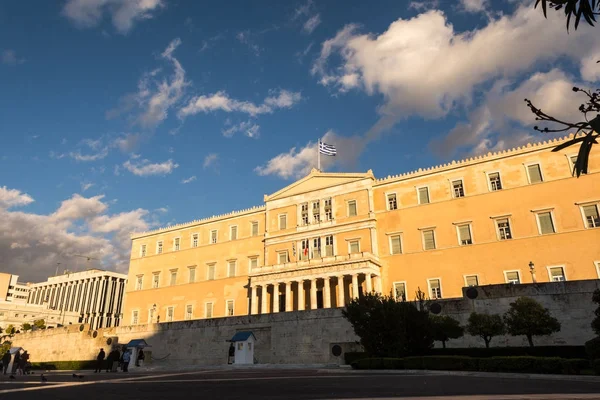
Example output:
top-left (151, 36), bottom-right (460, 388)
top-left (351, 356), bottom-right (590, 375)
top-left (426, 346), bottom-right (587, 359)
top-left (31, 361), bottom-right (96, 371)
top-left (344, 352), bottom-right (370, 365)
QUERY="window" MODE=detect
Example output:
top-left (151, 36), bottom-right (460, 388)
top-left (185, 305), bottom-right (193, 320)
top-left (324, 198), bottom-right (332, 221)
top-left (583, 204), bottom-right (600, 228)
top-left (536, 212), bottom-right (556, 234)
top-left (279, 214), bottom-right (287, 230)
top-left (211, 230), bottom-right (218, 244)
top-left (452, 180), bottom-right (465, 198)
top-left (488, 172), bottom-right (503, 191)
top-left (167, 307), bottom-right (174, 322)
top-left (132, 310), bottom-right (139, 325)
top-left (278, 251), bottom-right (289, 264)
top-left (226, 300), bottom-right (234, 316)
top-left (207, 264), bottom-right (216, 280)
top-left (527, 163), bottom-right (543, 183)
top-left (251, 221), bottom-right (259, 237)
top-left (157, 241), bottom-right (163, 254)
top-left (148, 308), bottom-right (154, 323)
top-left (313, 201), bottom-right (320, 223)
top-left (312, 237), bottom-right (322, 258)
top-left (230, 225), bottom-right (238, 240)
top-left (152, 273), bottom-right (160, 288)
top-left (393, 282), bottom-right (406, 301)
top-left (347, 200), bottom-right (357, 217)
top-left (548, 266), bottom-right (566, 282)
top-left (300, 239), bottom-right (310, 260)
top-left (192, 233), bottom-right (199, 248)
top-left (174, 237), bottom-right (180, 251)
top-left (300, 203), bottom-right (309, 225)
top-left (496, 218), bottom-right (512, 240)
top-left (228, 261), bottom-right (237, 277)
top-left (418, 187), bottom-right (430, 204)
top-left (390, 235), bottom-right (402, 255)
top-left (387, 193), bottom-right (398, 210)
top-left (170, 270), bottom-right (177, 286)
top-left (505, 271), bottom-right (521, 284)
top-left (465, 275), bottom-right (479, 287)
top-left (348, 239), bottom-right (360, 254)
top-left (457, 224), bottom-right (473, 245)
top-left (188, 267), bottom-right (196, 283)
top-left (325, 235), bottom-right (334, 256)
top-left (140, 245), bottom-right (147, 257)
top-left (569, 155), bottom-right (578, 173)
top-left (422, 229), bottom-right (436, 250)
top-left (428, 279), bottom-right (442, 299)
top-left (249, 257), bottom-right (258, 270)
top-left (135, 275), bottom-right (143, 291)
top-left (205, 302), bottom-right (213, 318)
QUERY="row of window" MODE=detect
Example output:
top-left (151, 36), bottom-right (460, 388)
top-left (131, 300), bottom-right (235, 324)
top-left (299, 197), bottom-right (334, 225)
top-left (276, 234), bottom-right (362, 265)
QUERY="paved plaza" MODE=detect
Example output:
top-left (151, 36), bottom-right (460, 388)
top-left (2, 368), bottom-right (600, 399)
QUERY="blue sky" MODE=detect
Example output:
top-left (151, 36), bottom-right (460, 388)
top-left (1, 0), bottom-right (598, 281)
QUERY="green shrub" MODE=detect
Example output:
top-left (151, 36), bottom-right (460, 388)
top-left (560, 359), bottom-right (589, 375)
top-left (478, 356), bottom-right (563, 374)
top-left (344, 352), bottom-right (369, 365)
top-left (427, 346), bottom-right (587, 359)
top-left (585, 337), bottom-right (600, 360)
top-left (351, 358), bottom-right (403, 370)
top-left (31, 361), bottom-right (96, 371)
top-left (404, 356), bottom-right (479, 371)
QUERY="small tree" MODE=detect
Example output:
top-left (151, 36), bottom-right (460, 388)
top-left (21, 323), bottom-right (32, 332)
top-left (430, 315), bottom-right (464, 348)
top-left (504, 297), bottom-right (561, 347)
top-left (466, 312), bottom-right (505, 348)
top-left (33, 319), bottom-right (46, 330)
top-left (5, 325), bottom-right (15, 336)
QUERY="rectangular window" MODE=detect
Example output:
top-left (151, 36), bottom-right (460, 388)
top-left (185, 305), bottom-right (193, 320)
top-left (170, 270), bottom-right (177, 286)
top-left (205, 302), bottom-right (213, 319)
top-left (251, 221), bottom-right (259, 236)
top-left (394, 282), bottom-right (406, 301)
top-left (226, 300), bottom-right (234, 316)
top-left (390, 235), bottom-right (402, 255)
top-left (301, 203), bottom-right (309, 225)
top-left (167, 307), bottom-right (174, 322)
top-left (192, 233), bottom-right (199, 248)
top-left (537, 212), bottom-right (556, 234)
top-left (583, 204), bottom-right (600, 228)
top-left (300, 239), bottom-right (310, 260)
top-left (152, 273), bottom-right (159, 288)
top-left (148, 308), bottom-right (154, 323)
top-left (418, 187), bottom-right (430, 204)
top-left (249, 257), bottom-right (258, 270)
top-left (422, 229), bottom-right (436, 250)
top-left (488, 172), bottom-right (503, 191)
top-left (140, 245), bottom-right (146, 257)
top-left (458, 224), bottom-right (473, 245)
top-left (132, 310), bottom-right (138, 325)
top-left (278, 251), bottom-right (288, 264)
top-left (207, 264), bottom-right (216, 280)
top-left (230, 225), bottom-right (238, 240)
top-left (228, 261), bottom-right (236, 277)
top-left (157, 241), bottom-right (163, 254)
top-left (348, 200), bottom-right (357, 217)
top-left (325, 235), bottom-right (334, 256)
top-left (349, 239), bottom-right (360, 254)
top-left (387, 193), bottom-right (398, 210)
top-left (527, 163), bottom-right (543, 183)
top-left (324, 198), bottom-right (332, 221)
top-left (279, 214), bottom-right (287, 230)
top-left (211, 230), bottom-right (218, 244)
top-left (428, 279), bottom-right (442, 299)
top-left (313, 201), bottom-right (320, 223)
top-left (312, 237), bottom-right (322, 258)
top-left (496, 218), bottom-right (512, 240)
top-left (549, 266), bottom-right (566, 282)
top-left (174, 238), bottom-right (180, 251)
top-left (505, 271), bottom-right (521, 284)
top-left (465, 275), bottom-right (479, 287)
top-left (136, 276), bottom-right (143, 291)
top-left (569, 155), bottom-right (578, 173)
top-left (188, 267), bottom-right (196, 283)
top-left (452, 180), bottom-right (465, 198)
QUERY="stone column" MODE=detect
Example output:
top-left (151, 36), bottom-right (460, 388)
top-left (285, 282), bottom-right (292, 312)
top-left (261, 284), bottom-right (268, 314)
top-left (323, 277), bottom-right (331, 308)
top-left (298, 280), bottom-right (305, 311)
top-left (352, 274), bottom-right (359, 299)
top-left (310, 278), bottom-right (318, 310)
top-left (338, 276), bottom-right (345, 307)
top-left (365, 273), bottom-right (373, 293)
top-left (374, 275), bottom-right (382, 294)
top-left (273, 283), bottom-right (280, 313)
top-left (251, 285), bottom-right (258, 315)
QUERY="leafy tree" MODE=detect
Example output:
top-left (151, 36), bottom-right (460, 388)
top-left (342, 292), bottom-right (433, 357)
top-left (591, 289), bottom-right (600, 335)
top-left (33, 319), bottom-right (46, 330)
top-left (503, 297), bottom-right (562, 347)
top-left (535, 1), bottom-right (600, 31)
top-left (430, 315), bottom-right (464, 348)
top-left (466, 312), bottom-right (505, 348)
top-left (4, 325), bottom-right (15, 336)
top-left (0, 341), bottom-right (11, 355)
top-left (21, 323), bottom-right (32, 332)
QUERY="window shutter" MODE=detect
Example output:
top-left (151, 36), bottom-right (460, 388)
top-left (394, 283), bottom-right (406, 300)
top-left (391, 236), bottom-right (402, 254)
top-left (430, 279), bottom-right (440, 289)
top-left (466, 276), bottom-right (478, 286)
top-left (527, 164), bottom-right (543, 183)
top-left (459, 225), bottom-right (471, 243)
top-left (506, 272), bottom-right (519, 282)
top-left (418, 187), bottom-right (430, 204)
top-left (538, 212), bottom-right (555, 234)
top-left (423, 230), bottom-right (435, 250)
top-left (584, 205), bottom-right (599, 218)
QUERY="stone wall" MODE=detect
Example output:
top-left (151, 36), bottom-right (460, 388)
top-left (9, 280), bottom-right (600, 366)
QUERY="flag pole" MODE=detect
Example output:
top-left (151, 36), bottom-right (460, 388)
top-left (317, 138), bottom-right (320, 172)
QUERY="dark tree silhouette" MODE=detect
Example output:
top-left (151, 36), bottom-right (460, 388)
top-left (535, 0), bottom-right (600, 30)
top-left (503, 297), bottom-right (561, 347)
top-left (430, 315), bottom-right (464, 348)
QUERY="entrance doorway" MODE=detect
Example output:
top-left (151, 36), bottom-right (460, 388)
top-left (316, 290), bottom-right (323, 309)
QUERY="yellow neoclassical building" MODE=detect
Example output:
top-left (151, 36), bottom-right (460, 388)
top-left (123, 135), bottom-right (600, 325)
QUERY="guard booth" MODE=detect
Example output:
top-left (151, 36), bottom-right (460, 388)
top-left (7, 347), bottom-right (23, 374)
top-left (125, 339), bottom-right (150, 370)
top-left (228, 331), bottom-right (256, 365)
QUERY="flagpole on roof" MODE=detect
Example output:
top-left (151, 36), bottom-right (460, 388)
top-left (317, 138), bottom-right (321, 172)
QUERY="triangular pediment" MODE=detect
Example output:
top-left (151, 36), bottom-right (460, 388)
top-left (265, 169), bottom-right (374, 201)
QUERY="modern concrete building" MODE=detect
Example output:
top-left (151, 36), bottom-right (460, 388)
top-left (123, 134), bottom-right (600, 325)
top-left (0, 302), bottom-right (79, 330)
top-left (26, 269), bottom-right (127, 329)
top-left (0, 273), bottom-right (31, 303)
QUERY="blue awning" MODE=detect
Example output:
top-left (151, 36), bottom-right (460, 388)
top-left (125, 339), bottom-right (151, 348)
top-left (230, 331), bottom-right (256, 342)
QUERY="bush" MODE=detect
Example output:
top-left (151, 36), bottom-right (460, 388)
top-left (403, 356), bottom-right (479, 371)
top-left (427, 346), bottom-right (587, 359)
top-left (585, 337), bottom-right (600, 360)
top-left (344, 352), bottom-right (369, 365)
top-left (478, 356), bottom-right (563, 374)
top-left (351, 358), bottom-right (404, 370)
top-left (30, 361), bottom-right (96, 371)
top-left (592, 359), bottom-right (600, 375)
top-left (560, 359), bottom-right (590, 375)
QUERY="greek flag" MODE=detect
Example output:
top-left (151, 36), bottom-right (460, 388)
top-left (319, 141), bottom-right (337, 156)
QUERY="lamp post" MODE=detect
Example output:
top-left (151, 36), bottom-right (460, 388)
top-left (529, 261), bottom-right (537, 283)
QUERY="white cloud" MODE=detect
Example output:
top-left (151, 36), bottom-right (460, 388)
top-left (408, 0), bottom-right (440, 11)
top-left (303, 14), bottom-right (321, 34)
top-left (69, 148), bottom-right (109, 162)
top-left (222, 120), bottom-right (260, 138)
top-left (52, 194), bottom-right (107, 221)
top-left (203, 153), bottom-right (218, 169)
top-left (0, 187), bottom-right (34, 209)
top-left (199, 33), bottom-right (225, 52)
top-left (236, 30), bottom-right (261, 56)
top-left (1, 50), bottom-right (25, 65)
top-left (179, 89), bottom-right (301, 118)
top-left (81, 182), bottom-right (94, 192)
top-left (62, 0), bottom-right (164, 34)
top-left (181, 176), bottom-right (196, 184)
top-left (112, 133), bottom-right (141, 152)
top-left (460, 0), bottom-right (487, 13)
top-left (246, 124), bottom-right (260, 138)
top-left (123, 158), bottom-right (178, 176)
top-left (293, 0), bottom-right (321, 35)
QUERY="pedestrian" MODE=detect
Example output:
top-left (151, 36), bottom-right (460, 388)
top-left (13, 351), bottom-right (20, 375)
top-left (107, 348), bottom-right (120, 372)
top-left (19, 351), bottom-right (29, 375)
top-left (105, 348), bottom-right (114, 373)
top-left (122, 350), bottom-right (130, 372)
top-left (2, 351), bottom-right (10, 375)
top-left (94, 348), bottom-right (105, 373)
top-left (136, 349), bottom-right (145, 367)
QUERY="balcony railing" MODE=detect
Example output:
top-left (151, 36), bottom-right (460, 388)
top-left (250, 251), bottom-right (381, 275)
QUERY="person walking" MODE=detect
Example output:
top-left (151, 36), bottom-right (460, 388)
top-left (12, 351), bottom-right (20, 375)
top-left (94, 348), bottom-right (105, 373)
top-left (136, 349), bottom-right (145, 367)
top-left (121, 350), bottom-right (130, 372)
top-left (107, 348), bottom-right (120, 372)
top-left (2, 351), bottom-right (10, 375)
top-left (19, 351), bottom-right (29, 375)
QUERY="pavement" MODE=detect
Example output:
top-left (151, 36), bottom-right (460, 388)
top-left (1, 368), bottom-right (600, 399)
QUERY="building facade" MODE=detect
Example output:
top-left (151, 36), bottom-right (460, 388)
top-left (123, 134), bottom-right (600, 325)
top-left (26, 269), bottom-right (127, 329)
top-left (0, 302), bottom-right (79, 330)
top-left (0, 273), bottom-right (30, 303)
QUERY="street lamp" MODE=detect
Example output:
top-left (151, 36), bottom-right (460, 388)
top-left (529, 261), bottom-right (537, 283)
